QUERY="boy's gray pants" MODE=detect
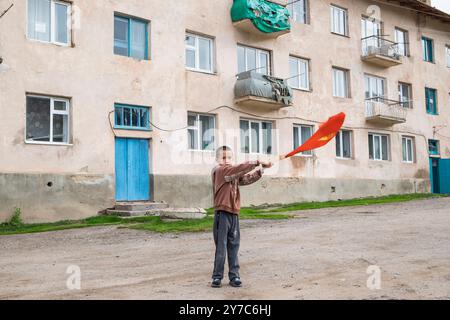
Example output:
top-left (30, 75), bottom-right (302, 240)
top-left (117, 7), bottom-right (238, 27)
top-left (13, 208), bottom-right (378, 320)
top-left (212, 210), bottom-right (240, 280)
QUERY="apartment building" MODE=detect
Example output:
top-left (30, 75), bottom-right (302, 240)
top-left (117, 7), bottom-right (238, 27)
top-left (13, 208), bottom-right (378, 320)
top-left (0, 0), bottom-right (449, 222)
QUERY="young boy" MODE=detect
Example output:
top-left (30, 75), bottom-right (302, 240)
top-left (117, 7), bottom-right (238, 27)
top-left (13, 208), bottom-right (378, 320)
top-left (211, 146), bottom-right (272, 288)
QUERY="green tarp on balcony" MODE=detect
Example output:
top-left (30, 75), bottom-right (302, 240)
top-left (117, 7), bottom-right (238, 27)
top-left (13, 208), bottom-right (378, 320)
top-left (231, 0), bottom-right (290, 34)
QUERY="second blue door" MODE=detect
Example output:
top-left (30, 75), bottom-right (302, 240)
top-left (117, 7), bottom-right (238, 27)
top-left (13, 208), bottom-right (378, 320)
top-left (115, 138), bottom-right (150, 201)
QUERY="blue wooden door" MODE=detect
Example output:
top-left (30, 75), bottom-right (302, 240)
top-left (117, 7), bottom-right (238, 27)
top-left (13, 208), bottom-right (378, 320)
top-left (438, 159), bottom-right (450, 194)
top-left (115, 138), bottom-right (150, 201)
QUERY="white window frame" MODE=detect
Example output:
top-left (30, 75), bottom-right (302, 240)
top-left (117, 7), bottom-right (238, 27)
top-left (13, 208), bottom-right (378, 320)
top-left (185, 33), bottom-right (214, 74)
top-left (25, 94), bottom-right (71, 145)
top-left (332, 67), bottom-right (349, 98)
top-left (402, 136), bottom-right (414, 163)
top-left (364, 74), bottom-right (385, 100)
top-left (446, 46), bottom-right (450, 68)
top-left (26, 0), bottom-right (72, 46)
top-left (369, 133), bottom-right (390, 161)
top-left (187, 112), bottom-right (216, 151)
top-left (398, 82), bottom-right (412, 108)
top-left (293, 124), bottom-right (314, 156)
top-left (330, 5), bottom-right (348, 36)
top-left (237, 45), bottom-right (271, 75)
top-left (394, 27), bottom-right (409, 56)
top-left (288, 0), bottom-right (308, 24)
top-left (336, 130), bottom-right (352, 159)
top-left (289, 56), bottom-right (310, 91)
top-left (240, 119), bottom-right (273, 155)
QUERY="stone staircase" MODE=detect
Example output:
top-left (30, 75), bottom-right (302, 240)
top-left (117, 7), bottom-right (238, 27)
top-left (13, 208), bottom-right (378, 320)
top-left (105, 201), bottom-right (206, 220)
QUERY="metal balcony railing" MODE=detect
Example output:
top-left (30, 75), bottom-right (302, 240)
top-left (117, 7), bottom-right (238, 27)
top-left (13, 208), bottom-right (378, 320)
top-left (361, 35), bottom-right (401, 61)
top-left (365, 97), bottom-right (407, 124)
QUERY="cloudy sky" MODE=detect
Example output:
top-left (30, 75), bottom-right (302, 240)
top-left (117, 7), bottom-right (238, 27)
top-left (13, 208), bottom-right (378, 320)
top-left (431, 0), bottom-right (450, 14)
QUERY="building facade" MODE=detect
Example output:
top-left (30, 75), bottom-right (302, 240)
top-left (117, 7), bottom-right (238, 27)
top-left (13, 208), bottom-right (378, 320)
top-left (0, 0), bottom-right (449, 222)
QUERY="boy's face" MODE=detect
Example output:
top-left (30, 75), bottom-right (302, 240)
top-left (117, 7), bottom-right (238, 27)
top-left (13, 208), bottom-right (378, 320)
top-left (218, 150), bottom-right (233, 165)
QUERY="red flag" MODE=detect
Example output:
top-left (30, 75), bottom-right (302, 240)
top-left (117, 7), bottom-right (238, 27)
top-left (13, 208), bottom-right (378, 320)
top-left (281, 112), bottom-right (346, 159)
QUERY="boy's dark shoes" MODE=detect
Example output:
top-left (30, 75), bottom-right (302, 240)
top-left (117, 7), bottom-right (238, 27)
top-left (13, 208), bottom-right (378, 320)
top-left (229, 277), bottom-right (242, 287)
top-left (211, 278), bottom-right (222, 288)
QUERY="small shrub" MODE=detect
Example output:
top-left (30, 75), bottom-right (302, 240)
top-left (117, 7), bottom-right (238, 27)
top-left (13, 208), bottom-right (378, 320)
top-left (9, 207), bottom-right (24, 227)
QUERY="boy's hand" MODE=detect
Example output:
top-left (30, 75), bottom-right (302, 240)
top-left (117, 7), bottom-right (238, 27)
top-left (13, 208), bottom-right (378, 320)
top-left (260, 161), bottom-right (273, 168)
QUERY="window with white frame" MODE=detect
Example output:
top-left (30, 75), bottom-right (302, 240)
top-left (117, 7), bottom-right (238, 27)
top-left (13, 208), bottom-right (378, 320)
top-left (368, 133), bottom-right (389, 161)
top-left (398, 82), bottom-right (412, 108)
top-left (333, 67), bottom-right (349, 98)
top-left (237, 45), bottom-right (270, 75)
top-left (240, 119), bottom-right (273, 154)
top-left (364, 74), bottom-right (385, 100)
top-left (395, 27), bottom-right (409, 56)
top-left (336, 130), bottom-right (352, 158)
top-left (289, 56), bottom-right (309, 90)
top-left (288, 0), bottom-right (308, 24)
top-left (26, 95), bottom-right (70, 143)
top-left (446, 46), bottom-right (450, 67)
top-left (27, 0), bottom-right (71, 45)
top-left (331, 5), bottom-right (348, 36)
top-left (185, 33), bottom-right (214, 73)
top-left (293, 124), bottom-right (313, 156)
top-left (187, 113), bottom-right (215, 151)
top-left (402, 136), bottom-right (414, 163)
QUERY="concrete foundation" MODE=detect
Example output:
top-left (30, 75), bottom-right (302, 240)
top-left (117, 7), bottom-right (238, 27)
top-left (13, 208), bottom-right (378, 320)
top-left (0, 172), bottom-right (429, 223)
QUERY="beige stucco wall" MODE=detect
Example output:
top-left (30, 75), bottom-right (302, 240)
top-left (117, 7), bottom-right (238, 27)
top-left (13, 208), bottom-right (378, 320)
top-left (0, 0), bottom-right (449, 222)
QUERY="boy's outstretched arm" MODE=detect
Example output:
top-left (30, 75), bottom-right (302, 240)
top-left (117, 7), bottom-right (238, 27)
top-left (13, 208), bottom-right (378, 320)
top-left (238, 168), bottom-right (263, 186)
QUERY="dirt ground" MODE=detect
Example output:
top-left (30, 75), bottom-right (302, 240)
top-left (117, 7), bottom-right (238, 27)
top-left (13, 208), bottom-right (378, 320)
top-left (0, 197), bottom-right (449, 300)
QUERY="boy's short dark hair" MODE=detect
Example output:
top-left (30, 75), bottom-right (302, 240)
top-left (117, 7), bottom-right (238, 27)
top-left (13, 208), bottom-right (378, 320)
top-left (216, 146), bottom-right (232, 158)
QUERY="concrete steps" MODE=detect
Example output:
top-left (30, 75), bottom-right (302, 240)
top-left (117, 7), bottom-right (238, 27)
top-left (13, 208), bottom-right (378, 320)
top-left (105, 201), bottom-right (206, 219)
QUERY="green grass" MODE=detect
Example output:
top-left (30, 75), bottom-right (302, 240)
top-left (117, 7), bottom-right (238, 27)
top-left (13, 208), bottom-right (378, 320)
top-left (0, 193), bottom-right (446, 236)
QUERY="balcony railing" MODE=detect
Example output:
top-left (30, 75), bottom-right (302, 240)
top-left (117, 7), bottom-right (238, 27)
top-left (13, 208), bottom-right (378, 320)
top-left (365, 97), bottom-right (407, 125)
top-left (361, 36), bottom-right (402, 67)
top-left (234, 70), bottom-right (293, 108)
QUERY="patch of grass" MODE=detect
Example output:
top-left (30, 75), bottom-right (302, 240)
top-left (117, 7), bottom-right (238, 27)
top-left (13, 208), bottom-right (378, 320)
top-left (1, 193), bottom-right (445, 236)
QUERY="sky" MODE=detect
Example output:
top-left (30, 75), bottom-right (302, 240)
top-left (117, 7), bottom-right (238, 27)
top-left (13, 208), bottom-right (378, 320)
top-left (431, 0), bottom-right (450, 14)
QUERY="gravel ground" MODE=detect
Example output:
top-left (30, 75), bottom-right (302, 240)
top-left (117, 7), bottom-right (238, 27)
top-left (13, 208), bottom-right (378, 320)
top-left (0, 197), bottom-right (449, 300)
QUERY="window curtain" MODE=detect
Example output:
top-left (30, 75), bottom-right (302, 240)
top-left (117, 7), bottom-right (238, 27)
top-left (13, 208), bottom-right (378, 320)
top-left (130, 20), bottom-right (147, 60)
top-left (27, 0), bottom-right (51, 42)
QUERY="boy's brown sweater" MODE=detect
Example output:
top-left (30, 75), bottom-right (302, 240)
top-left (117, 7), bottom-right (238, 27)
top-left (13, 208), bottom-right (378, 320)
top-left (211, 160), bottom-right (263, 215)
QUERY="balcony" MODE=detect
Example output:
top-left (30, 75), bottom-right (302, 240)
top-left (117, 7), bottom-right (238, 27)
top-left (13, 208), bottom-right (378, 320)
top-left (365, 98), bottom-right (407, 125)
top-left (234, 71), bottom-right (293, 109)
top-left (361, 36), bottom-right (402, 67)
top-left (230, 0), bottom-right (291, 38)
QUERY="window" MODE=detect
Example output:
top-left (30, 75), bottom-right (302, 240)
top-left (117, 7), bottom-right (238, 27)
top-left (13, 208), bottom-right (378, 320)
top-left (240, 119), bottom-right (273, 154)
top-left (425, 87), bottom-right (437, 115)
top-left (336, 130), bottom-right (352, 158)
top-left (398, 82), bottom-right (412, 108)
top-left (368, 133), bottom-right (389, 161)
top-left (237, 45), bottom-right (270, 75)
top-left (289, 56), bottom-right (309, 90)
top-left (293, 124), bottom-right (313, 156)
top-left (446, 46), bottom-right (450, 67)
top-left (26, 95), bottom-right (70, 144)
top-left (114, 15), bottom-right (149, 60)
top-left (185, 33), bottom-right (214, 73)
top-left (422, 37), bottom-right (434, 62)
top-left (394, 28), bottom-right (409, 56)
top-left (428, 139), bottom-right (440, 156)
top-left (187, 113), bottom-right (215, 151)
top-left (364, 74), bottom-right (385, 100)
top-left (27, 0), bottom-right (71, 45)
top-left (333, 67), bottom-right (349, 98)
top-left (361, 17), bottom-right (381, 55)
top-left (331, 5), bottom-right (348, 36)
top-left (288, 0), bottom-right (308, 24)
top-left (402, 136), bottom-right (414, 163)
top-left (114, 104), bottom-right (150, 130)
